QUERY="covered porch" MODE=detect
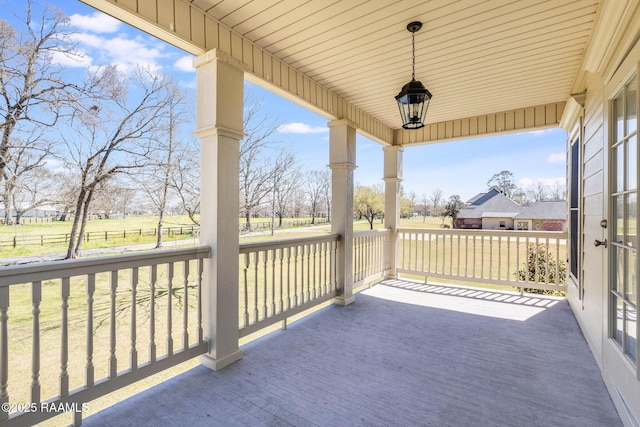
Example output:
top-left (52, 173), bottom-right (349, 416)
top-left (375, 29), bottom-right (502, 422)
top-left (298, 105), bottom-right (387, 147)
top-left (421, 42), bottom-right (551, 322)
top-left (82, 278), bottom-right (620, 427)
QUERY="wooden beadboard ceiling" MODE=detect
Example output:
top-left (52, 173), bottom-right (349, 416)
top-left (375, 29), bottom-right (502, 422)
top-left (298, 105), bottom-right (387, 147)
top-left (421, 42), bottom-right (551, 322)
top-left (188, 0), bottom-right (599, 129)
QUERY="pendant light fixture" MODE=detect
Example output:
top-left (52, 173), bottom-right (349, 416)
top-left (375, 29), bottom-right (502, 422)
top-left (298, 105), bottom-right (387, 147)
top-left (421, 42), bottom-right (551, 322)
top-left (395, 21), bottom-right (432, 129)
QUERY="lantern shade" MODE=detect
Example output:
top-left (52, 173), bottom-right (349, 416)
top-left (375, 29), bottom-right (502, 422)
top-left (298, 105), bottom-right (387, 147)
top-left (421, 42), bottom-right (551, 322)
top-left (395, 79), bottom-right (432, 129)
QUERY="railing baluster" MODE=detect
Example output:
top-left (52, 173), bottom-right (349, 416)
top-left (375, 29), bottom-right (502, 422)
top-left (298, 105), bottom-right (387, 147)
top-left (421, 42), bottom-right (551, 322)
top-left (312, 243), bottom-right (318, 299)
top-left (253, 252), bottom-right (259, 322)
top-left (450, 233), bottom-right (454, 274)
top-left (306, 244), bottom-right (312, 302)
top-left (300, 245), bottom-right (306, 303)
top-left (321, 242), bottom-right (326, 294)
top-left (60, 277), bottom-right (70, 397)
top-left (472, 234), bottom-right (477, 278)
top-left (86, 274), bottom-right (95, 387)
top-left (293, 246), bottom-right (299, 306)
top-left (456, 234), bottom-right (461, 276)
top-left (498, 236), bottom-right (502, 280)
top-left (489, 235), bottom-right (493, 280)
top-left (109, 272), bottom-right (117, 378)
top-left (534, 236), bottom-right (540, 284)
top-left (197, 258), bottom-right (204, 344)
top-left (278, 248), bottom-right (284, 313)
top-left (0, 287), bottom-right (8, 422)
top-left (545, 237), bottom-right (550, 285)
top-left (481, 235), bottom-right (485, 279)
top-left (243, 253), bottom-right (250, 327)
top-left (464, 235), bottom-right (469, 277)
top-left (434, 234), bottom-right (439, 274)
top-left (507, 236), bottom-right (511, 282)
top-left (167, 263), bottom-right (174, 357)
top-left (31, 281), bottom-right (41, 403)
top-left (271, 250), bottom-right (276, 315)
top-left (555, 237), bottom-right (561, 285)
top-left (262, 250), bottom-right (268, 318)
top-left (286, 247), bottom-right (292, 310)
top-left (150, 265), bottom-right (157, 362)
top-left (182, 261), bottom-right (190, 351)
top-left (130, 267), bottom-right (138, 370)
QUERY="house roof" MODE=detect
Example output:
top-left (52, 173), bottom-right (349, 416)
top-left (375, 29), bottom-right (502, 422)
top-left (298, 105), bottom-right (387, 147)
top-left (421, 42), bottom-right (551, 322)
top-left (85, 0), bottom-right (607, 145)
top-left (481, 212), bottom-right (520, 219)
top-left (458, 191), bottom-right (521, 219)
top-left (515, 201), bottom-right (566, 220)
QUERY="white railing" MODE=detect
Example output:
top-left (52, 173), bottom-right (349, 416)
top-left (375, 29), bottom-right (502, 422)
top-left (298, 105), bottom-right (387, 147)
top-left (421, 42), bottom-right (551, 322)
top-left (397, 228), bottom-right (567, 293)
top-left (0, 247), bottom-right (210, 426)
top-left (353, 229), bottom-right (391, 287)
top-left (239, 234), bottom-right (339, 337)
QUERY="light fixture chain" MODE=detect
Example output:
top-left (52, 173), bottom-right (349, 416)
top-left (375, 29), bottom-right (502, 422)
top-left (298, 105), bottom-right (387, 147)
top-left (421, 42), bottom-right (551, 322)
top-left (411, 31), bottom-right (416, 80)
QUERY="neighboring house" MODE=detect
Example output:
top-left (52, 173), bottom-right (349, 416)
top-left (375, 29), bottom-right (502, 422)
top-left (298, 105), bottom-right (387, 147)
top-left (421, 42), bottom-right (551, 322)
top-left (455, 187), bottom-right (566, 231)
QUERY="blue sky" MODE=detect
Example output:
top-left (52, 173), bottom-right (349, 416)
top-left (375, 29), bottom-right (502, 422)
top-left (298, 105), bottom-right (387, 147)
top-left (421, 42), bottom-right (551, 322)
top-left (21, 1), bottom-right (567, 202)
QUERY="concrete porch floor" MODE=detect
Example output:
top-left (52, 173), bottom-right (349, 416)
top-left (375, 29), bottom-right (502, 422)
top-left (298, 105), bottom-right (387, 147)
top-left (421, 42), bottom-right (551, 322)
top-left (83, 279), bottom-right (621, 427)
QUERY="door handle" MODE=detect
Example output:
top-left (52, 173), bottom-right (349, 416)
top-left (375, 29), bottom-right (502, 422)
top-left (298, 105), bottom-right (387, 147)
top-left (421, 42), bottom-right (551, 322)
top-left (594, 239), bottom-right (607, 248)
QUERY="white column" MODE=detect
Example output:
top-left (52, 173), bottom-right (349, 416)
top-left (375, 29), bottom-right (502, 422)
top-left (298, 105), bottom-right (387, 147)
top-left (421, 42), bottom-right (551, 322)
top-left (383, 145), bottom-right (403, 278)
top-left (194, 50), bottom-right (243, 371)
top-left (329, 120), bottom-right (356, 305)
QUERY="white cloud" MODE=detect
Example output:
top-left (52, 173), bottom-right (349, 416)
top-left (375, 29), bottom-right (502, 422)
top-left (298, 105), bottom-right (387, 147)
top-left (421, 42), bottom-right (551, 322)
top-left (174, 55), bottom-right (195, 72)
top-left (547, 152), bottom-right (565, 164)
top-left (69, 12), bottom-right (121, 33)
top-left (70, 33), bottom-right (165, 73)
top-left (278, 122), bottom-right (328, 134)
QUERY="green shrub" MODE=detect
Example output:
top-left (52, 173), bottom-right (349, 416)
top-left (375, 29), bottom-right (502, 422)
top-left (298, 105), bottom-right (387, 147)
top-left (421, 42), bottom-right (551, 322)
top-left (517, 243), bottom-right (566, 295)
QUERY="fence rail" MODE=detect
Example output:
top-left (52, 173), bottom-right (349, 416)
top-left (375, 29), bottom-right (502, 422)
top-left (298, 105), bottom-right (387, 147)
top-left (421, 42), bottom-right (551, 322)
top-left (239, 218), bottom-right (329, 233)
top-left (238, 234), bottom-right (340, 337)
top-left (397, 228), bottom-right (567, 293)
top-left (0, 247), bottom-right (210, 426)
top-left (0, 226), bottom-right (198, 249)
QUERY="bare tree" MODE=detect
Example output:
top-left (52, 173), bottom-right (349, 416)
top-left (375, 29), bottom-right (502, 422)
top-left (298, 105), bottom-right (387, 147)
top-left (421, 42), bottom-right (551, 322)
top-left (137, 80), bottom-right (190, 248)
top-left (268, 151), bottom-right (299, 233)
top-left (304, 170), bottom-right (328, 224)
top-left (527, 181), bottom-right (549, 202)
top-left (549, 181), bottom-right (566, 201)
top-left (429, 188), bottom-right (443, 216)
top-left (487, 170), bottom-right (517, 198)
top-left (171, 138), bottom-right (200, 225)
top-left (0, 1), bottom-right (101, 187)
top-left (320, 169), bottom-right (331, 222)
top-left (60, 66), bottom-right (172, 259)
top-left (239, 86), bottom-right (282, 231)
top-left (418, 193), bottom-right (430, 222)
top-left (1, 132), bottom-right (54, 223)
top-left (11, 165), bottom-right (56, 224)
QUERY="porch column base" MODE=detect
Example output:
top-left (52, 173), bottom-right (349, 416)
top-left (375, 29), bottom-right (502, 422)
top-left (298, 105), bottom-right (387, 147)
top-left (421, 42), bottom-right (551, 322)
top-left (200, 349), bottom-right (243, 371)
top-left (333, 295), bottom-right (355, 306)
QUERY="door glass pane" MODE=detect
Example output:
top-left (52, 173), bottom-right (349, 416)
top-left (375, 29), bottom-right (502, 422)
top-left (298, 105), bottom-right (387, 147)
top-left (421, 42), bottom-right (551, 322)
top-left (628, 193), bottom-right (637, 248)
top-left (615, 95), bottom-right (624, 141)
top-left (629, 136), bottom-right (637, 191)
top-left (625, 304), bottom-right (637, 363)
top-left (614, 295), bottom-right (624, 346)
top-left (628, 79), bottom-right (637, 135)
top-left (626, 249), bottom-right (636, 300)
top-left (615, 143), bottom-right (624, 192)
top-left (613, 195), bottom-right (624, 244)
top-left (615, 246), bottom-right (625, 294)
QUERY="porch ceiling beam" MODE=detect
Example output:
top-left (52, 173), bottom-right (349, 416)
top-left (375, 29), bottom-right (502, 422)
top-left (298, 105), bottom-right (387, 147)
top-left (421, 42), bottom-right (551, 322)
top-left (79, 0), bottom-right (395, 145)
top-left (395, 101), bottom-right (566, 146)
